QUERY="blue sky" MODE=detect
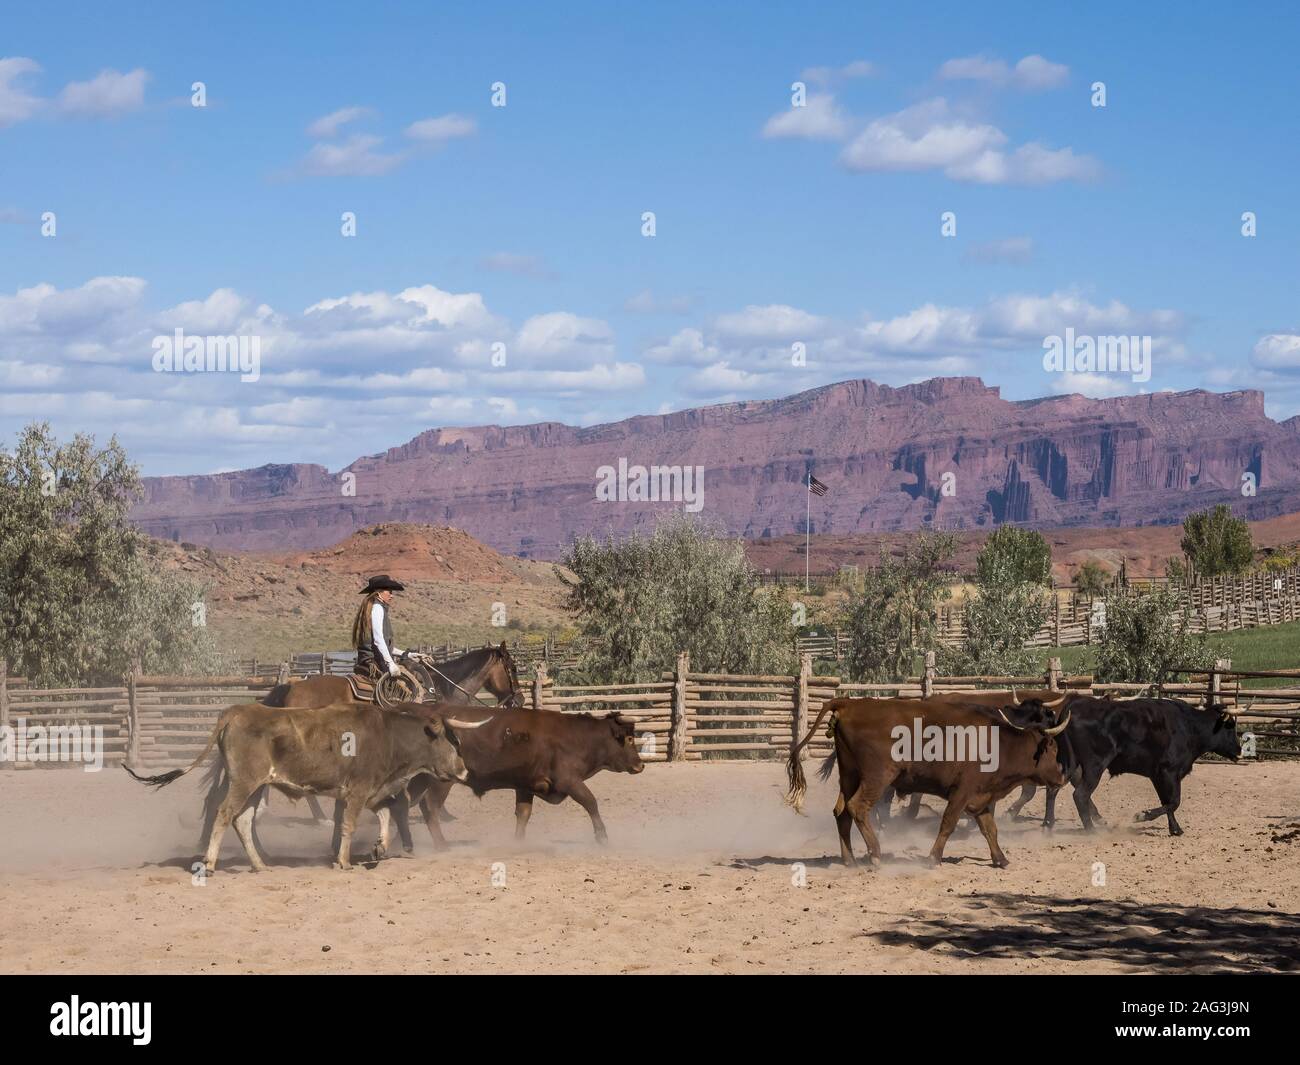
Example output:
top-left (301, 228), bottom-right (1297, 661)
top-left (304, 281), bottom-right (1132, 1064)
top-left (2, 1), bottom-right (1298, 474)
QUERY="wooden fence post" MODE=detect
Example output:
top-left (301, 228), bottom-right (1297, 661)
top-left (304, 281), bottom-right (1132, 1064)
top-left (0, 658), bottom-right (10, 771)
top-left (531, 661), bottom-right (547, 711)
top-left (1053, 596), bottom-right (1061, 646)
top-left (1209, 657), bottom-right (1230, 708)
top-left (276, 661), bottom-right (290, 685)
top-left (1048, 656), bottom-right (1062, 692)
top-left (126, 660), bottom-right (141, 770)
top-left (922, 651), bottom-right (936, 697)
top-left (670, 651), bottom-right (689, 762)
top-left (794, 653), bottom-right (812, 759)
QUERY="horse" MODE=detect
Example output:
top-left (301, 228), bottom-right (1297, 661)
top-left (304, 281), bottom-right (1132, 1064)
top-left (260, 643), bottom-right (524, 710)
top-left (251, 643), bottom-right (523, 826)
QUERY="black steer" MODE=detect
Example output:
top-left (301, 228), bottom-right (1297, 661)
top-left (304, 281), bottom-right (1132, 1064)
top-left (1015, 695), bottom-right (1240, 835)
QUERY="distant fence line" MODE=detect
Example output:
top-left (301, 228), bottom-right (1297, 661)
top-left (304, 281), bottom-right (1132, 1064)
top-left (204, 567), bottom-right (1300, 678)
top-left (798, 565), bottom-right (1300, 659)
top-left (3, 653), bottom-right (1297, 771)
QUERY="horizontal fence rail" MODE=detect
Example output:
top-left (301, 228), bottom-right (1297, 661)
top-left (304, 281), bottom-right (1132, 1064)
top-left (799, 566), bottom-right (1300, 660)
top-left (4, 654), bottom-right (1295, 771)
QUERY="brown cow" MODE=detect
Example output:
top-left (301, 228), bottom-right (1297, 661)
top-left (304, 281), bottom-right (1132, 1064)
top-left (890, 690), bottom-right (1069, 822)
top-left (127, 702), bottom-right (485, 871)
top-left (375, 705), bottom-right (645, 854)
top-left (786, 697), bottom-right (1069, 868)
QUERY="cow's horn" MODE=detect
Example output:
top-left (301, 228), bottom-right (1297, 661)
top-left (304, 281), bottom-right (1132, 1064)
top-left (1043, 710), bottom-right (1071, 736)
top-left (1041, 694), bottom-right (1068, 709)
top-left (445, 716), bottom-right (489, 729)
top-left (1009, 686), bottom-right (1020, 706)
top-left (993, 707), bottom-right (1025, 731)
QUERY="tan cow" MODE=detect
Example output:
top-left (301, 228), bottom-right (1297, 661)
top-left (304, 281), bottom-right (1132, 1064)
top-left (127, 702), bottom-right (484, 871)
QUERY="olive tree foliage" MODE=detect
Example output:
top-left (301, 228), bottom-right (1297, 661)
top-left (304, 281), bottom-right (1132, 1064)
top-left (940, 546), bottom-right (1051, 677)
top-left (557, 514), bottom-right (793, 683)
top-left (1074, 559), bottom-right (1111, 598)
top-left (975, 526), bottom-right (1052, 587)
top-left (1180, 504), bottom-right (1254, 578)
top-left (1094, 587), bottom-right (1219, 685)
top-left (840, 533), bottom-right (957, 682)
top-left (0, 423), bottom-right (217, 686)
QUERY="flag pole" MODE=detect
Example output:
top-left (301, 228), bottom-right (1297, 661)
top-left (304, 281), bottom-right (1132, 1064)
top-left (805, 474), bottom-right (811, 593)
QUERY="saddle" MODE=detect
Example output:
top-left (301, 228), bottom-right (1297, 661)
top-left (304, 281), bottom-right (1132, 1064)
top-left (349, 665), bottom-right (421, 706)
top-left (347, 672), bottom-right (377, 703)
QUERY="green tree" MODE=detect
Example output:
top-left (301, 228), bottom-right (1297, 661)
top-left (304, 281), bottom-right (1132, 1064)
top-left (840, 532), bottom-right (957, 681)
top-left (0, 423), bottom-right (217, 685)
top-left (557, 514), bottom-right (792, 682)
top-left (975, 526), bottom-right (1052, 587)
top-left (940, 543), bottom-right (1050, 677)
top-left (1180, 504), bottom-right (1254, 578)
top-left (1074, 559), bottom-right (1111, 598)
top-left (1094, 586), bottom-right (1219, 685)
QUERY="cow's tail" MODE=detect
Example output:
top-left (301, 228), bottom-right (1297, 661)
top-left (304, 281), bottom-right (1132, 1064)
top-left (784, 698), bottom-right (844, 814)
top-left (123, 706), bottom-right (233, 789)
top-left (816, 750), bottom-right (837, 783)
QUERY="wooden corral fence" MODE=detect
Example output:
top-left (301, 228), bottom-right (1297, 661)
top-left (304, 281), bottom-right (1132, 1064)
top-left (0, 662), bottom-right (130, 770)
top-left (1178, 659), bottom-right (1300, 760)
top-left (5, 654), bottom-right (1297, 771)
top-left (800, 566), bottom-right (1300, 661)
top-left (526, 653), bottom-right (1091, 764)
top-left (127, 675), bottom-right (276, 773)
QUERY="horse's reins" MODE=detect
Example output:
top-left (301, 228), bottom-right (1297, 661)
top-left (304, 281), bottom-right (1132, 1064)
top-left (418, 654), bottom-right (523, 708)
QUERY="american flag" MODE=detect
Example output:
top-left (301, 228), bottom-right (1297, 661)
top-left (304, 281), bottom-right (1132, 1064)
top-left (807, 473), bottom-right (828, 496)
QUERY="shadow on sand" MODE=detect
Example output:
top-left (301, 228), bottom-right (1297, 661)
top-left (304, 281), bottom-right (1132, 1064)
top-left (861, 892), bottom-right (1300, 973)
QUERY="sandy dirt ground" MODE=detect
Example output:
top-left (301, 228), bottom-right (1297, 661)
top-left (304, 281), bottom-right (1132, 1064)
top-left (1, 759), bottom-right (1298, 974)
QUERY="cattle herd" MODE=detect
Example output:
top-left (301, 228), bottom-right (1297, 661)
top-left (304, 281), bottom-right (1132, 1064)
top-left (127, 691), bottom-right (645, 871)
top-left (125, 654), bottom-right (1243, 873)
top-left (786, 690), bottom-right (1242, 868)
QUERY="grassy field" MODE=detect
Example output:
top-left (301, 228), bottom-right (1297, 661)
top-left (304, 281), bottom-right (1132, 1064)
top-left (809, 622), bottom-right (1300, 688)
top-left (1021, 621), bottom-right (1300, 688)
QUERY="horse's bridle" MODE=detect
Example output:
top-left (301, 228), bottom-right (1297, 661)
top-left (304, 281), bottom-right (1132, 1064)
top-left (409, 648), bottom-right (525, 708)
top-left (499, 650), bottom-right (525, 708)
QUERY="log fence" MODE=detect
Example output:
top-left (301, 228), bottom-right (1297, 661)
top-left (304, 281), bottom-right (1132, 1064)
top-left (4, 652), bottom-right (1297, 770)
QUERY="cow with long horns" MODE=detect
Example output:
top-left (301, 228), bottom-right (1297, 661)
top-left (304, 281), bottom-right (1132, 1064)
top-left (1011, 694), bottom-right (1242, 835)
top-left (786, 697), bottom-right (1070, 868)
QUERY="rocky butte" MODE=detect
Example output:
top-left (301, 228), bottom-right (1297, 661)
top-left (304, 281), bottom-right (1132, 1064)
top-left (132, 376), bottom-right (1300, 559)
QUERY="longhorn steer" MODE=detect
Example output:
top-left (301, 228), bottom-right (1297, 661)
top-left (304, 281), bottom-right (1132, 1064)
top-left (1013, 695), bottom-right (1241, 835)
top-left (786, 697), bottom-right (1069, 868)
top-left (127, 702), bottom-right (484, 870)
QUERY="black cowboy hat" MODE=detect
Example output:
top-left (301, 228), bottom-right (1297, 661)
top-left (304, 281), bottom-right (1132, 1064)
top-left (359, 574), bottom-right (405, 594)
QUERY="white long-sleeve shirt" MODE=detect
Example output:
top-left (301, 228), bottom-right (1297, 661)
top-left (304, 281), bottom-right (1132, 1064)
top-left (371, 602), bottom-right (403, 668)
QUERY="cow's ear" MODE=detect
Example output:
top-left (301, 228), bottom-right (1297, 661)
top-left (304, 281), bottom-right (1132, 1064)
top-left (424, 720), bottom-right (444, 739)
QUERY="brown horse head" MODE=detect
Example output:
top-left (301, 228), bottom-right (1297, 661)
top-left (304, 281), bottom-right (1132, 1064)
top-left (408, 644), bottom-right (524, 706)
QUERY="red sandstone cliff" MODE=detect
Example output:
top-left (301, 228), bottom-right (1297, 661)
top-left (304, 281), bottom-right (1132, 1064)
top-left (132, 377), bottom-right (1300, 558)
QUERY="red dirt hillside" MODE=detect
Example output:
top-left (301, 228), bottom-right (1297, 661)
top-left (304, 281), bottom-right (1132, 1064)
top-left (152, 523), bottom-right (571, 661)
top-left (274, 523), bottom-right (528, 582)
